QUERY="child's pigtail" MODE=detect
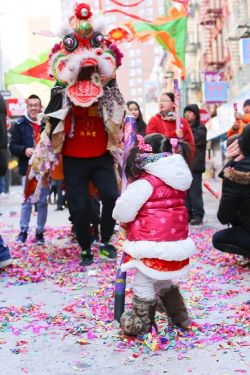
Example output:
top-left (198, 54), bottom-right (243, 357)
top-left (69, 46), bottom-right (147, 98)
top-left (125, 146), bottom-right (143, 182)
top-left (176, 139), bottom-right (191, 166)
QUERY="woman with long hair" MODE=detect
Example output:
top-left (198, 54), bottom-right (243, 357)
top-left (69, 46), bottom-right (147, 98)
top-left (127, 101), bottom-right (146, 136)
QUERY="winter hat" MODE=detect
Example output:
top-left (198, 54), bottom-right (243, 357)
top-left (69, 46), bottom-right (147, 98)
top-left (184, 104), bottom-right (200, 120)
top-left (243, 99), bottom-right (250, 108)
top-left (238, 124), bottom-right (250, 157)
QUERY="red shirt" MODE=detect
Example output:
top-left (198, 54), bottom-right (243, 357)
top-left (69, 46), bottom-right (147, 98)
top-left (63, 104), bottom-right (108, 158)
top-left (31, 122), bottom-right (41, 145)
top-left (147, 114), bottom-right (195, 158)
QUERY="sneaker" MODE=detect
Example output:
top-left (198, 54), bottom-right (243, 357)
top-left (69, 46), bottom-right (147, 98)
top-left (0, 244), bottom-right (12, 268)
top-left (55, 206), bottom-right (64, 211)
top-left (16, 230), bottom-right (28, 243)
top-left (35, 231), bottom-right (45, 245)
top-left (80, 249), bottom-right (94, 266)
top-left (190, 216), bottom-right (203, 226)
top-left (99, 242), bottom-right (117, 260)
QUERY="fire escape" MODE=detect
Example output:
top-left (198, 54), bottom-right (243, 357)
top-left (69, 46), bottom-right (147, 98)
top-left (200, 0), bottom-right (231, 76)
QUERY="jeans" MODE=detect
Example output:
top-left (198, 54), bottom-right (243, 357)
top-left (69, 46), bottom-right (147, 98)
top-left (20, 176), bottom-right (49, 233)
top-left (63, 153), bottom-right (118, 250)
top-left (212, 226), bottom-right (250, 257)
top-left (186, 172), bottom-right (205, 219)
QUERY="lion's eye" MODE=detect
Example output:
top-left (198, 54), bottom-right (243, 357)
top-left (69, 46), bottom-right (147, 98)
top-left (90, 32), bottom-right (104, 48)
top-left (63, 34), bottom-right (79, 52)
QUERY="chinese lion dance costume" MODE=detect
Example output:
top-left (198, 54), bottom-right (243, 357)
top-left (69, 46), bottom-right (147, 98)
top-left (27, 2), bottom-right (126, 266)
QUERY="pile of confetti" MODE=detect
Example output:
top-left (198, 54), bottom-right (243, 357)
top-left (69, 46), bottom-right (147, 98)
top-left (0, 226), bottom-right (249, 363)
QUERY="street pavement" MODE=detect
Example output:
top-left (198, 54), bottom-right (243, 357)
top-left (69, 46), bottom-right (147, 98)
top-left (0, 181), bottom-right (249, 375)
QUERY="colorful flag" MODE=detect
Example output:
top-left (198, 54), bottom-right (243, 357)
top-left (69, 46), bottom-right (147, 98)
top-left (130, 7), bottom-right (188, 75)
top-left (4, 51), bottom-right (54, 89)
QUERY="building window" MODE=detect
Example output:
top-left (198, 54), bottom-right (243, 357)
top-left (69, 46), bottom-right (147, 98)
top-left (158, 6), bottom-right (165, 15)
top-left (130, 88), bottom-right (137, 96)
top-left (145, 8), bottom-right (153, 17)
top-left (139, 9), bottom-right (145, 16)
top-left (135, 58), bottom-right (141, 66)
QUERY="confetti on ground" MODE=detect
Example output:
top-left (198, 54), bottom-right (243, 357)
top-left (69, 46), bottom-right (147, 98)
top-left (0, 226), bottom-right (249, 363)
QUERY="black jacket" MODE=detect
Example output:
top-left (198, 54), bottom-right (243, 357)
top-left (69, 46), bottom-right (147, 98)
top-left (190, 121), bottom-right (207, 173)
top-left (217, 157), bottom-right (250, 232)
top-left (184, 105), bottom-right (207, 173)
top-left (9, 116), bottom-right (36, 176)
top-left (0, 94), bottom-right (8, 176)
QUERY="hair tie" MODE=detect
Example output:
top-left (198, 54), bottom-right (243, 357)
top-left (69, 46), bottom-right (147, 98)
top-left (137, 134), bottom-right (152, 152)
top-left (170, 138), bottom-right (178, 153)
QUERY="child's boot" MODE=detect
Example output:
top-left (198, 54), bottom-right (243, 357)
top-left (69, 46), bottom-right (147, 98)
top-left (158, 285), bottom-right (190, 329)
top-left (120, 295), bottom-right (157, 336)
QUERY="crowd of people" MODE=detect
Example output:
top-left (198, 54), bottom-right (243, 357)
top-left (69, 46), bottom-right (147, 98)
top-left (0, 90), bottom-right (249, 335)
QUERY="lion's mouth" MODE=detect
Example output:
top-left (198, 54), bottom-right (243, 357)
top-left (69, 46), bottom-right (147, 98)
top-left (67, 59), bottom-right (103, 107)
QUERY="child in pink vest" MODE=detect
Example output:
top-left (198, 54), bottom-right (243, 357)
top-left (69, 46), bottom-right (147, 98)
top-left (113, 133), bottom-right (196, 336)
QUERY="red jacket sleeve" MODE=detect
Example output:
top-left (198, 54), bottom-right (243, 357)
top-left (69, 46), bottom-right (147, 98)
top-left (146, 116), bottom-right (158, 134)
top-left (181, 119), bottom-right (195, 159)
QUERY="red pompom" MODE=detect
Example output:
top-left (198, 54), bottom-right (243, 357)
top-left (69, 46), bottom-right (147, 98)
top-left (75, 3), bottom-right (92, 20)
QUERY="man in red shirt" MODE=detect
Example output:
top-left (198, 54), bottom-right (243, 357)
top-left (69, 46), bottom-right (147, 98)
top-left (61, 101), bottom-right (119, 266)
top-left (147, 92), bottom-right (195, 157)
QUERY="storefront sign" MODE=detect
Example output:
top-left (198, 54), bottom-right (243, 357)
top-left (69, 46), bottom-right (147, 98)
top-left (6, 98), bottom-right (26, 117)
top-left (200, 108), bottom-right (211, 125)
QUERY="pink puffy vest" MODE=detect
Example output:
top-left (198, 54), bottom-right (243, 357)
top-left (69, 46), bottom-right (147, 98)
top-left (126, 173), bottom-right (188, 242)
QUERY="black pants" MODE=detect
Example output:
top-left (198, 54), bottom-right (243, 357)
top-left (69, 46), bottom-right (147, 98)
top-left (63, 153), bottom-right (118, 250)
top-left (55, 179), bottom-right (65, 207)
top-left (186, 172), bottom-right (204, 219)
top-left (212, 226), bottom-right (250, 257)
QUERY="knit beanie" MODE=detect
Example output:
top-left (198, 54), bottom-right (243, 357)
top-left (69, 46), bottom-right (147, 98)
top-left (238, 124), bottom-right (250, 157)
top-left (184, 104), bottom-right (200, 120)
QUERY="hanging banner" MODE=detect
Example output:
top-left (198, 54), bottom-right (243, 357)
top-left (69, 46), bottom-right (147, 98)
top-left (204, 71), bottom-right (227, 104)
top-left (240, 38), bottom-right (250, 64)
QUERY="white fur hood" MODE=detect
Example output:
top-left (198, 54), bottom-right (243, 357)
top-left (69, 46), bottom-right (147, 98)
top-left (143, 154), bottom-right (192, 191)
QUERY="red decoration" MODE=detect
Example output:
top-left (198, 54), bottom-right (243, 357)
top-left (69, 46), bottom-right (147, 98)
top-left (107, 26), bottom-right (133, 43)
top-left (21, 60), bottom-right (52, 81)
top-left (75, 3), bottom-right (92, 20)
top-left (110, 0), bottom-right (145, 7)
top-left (104, 9), bottom-right (151, 22)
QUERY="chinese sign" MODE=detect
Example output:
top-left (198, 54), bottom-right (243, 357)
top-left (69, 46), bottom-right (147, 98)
top-left (204, 72), bottom-right (227, 104)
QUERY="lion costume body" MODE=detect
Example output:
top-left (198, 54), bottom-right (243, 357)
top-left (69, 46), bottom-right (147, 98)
top-left (27, 2), bottom-right (126, 264)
